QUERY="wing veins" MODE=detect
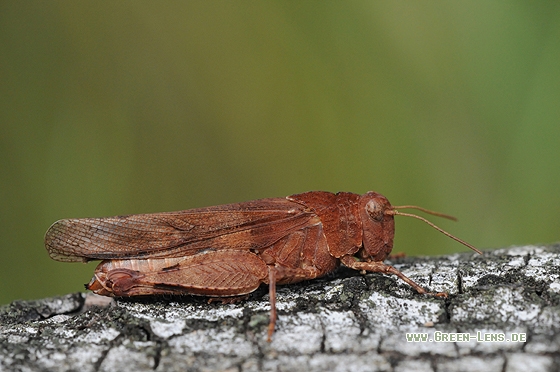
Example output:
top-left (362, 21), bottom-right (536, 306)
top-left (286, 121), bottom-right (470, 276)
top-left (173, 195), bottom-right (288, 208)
top-left (46, 202), bottom-right (316, 262)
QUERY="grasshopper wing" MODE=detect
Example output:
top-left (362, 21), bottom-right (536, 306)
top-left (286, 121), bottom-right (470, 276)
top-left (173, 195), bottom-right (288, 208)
top-left (45, 198), bottom-right (317, 262)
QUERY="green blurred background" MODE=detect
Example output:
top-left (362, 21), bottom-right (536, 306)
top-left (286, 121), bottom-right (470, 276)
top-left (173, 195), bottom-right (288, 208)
top-left (1, 1), bottom-right (559, 305)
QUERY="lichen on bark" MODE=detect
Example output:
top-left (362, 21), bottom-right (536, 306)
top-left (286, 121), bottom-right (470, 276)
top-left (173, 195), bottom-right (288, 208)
top-left (1, 244), bottom-right (560, 371)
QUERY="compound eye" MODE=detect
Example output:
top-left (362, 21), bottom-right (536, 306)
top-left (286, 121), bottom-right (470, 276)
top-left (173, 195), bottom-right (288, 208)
top-left (365, 199), bottom-right (383, 221)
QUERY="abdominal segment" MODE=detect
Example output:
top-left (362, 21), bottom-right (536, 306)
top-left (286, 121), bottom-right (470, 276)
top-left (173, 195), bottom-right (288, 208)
top-left (86, 250), bottom-right (269, 297)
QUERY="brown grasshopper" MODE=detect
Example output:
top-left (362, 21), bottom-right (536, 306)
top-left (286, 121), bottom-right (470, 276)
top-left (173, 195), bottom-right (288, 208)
top-left (44, 191), bottom-right (481, 340)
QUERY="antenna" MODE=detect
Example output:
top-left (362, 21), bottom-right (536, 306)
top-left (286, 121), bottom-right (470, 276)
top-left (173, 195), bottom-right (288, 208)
top-left (387, 207), bottom-right (482, 255)
top-left (391, 205), bottom-right (457, 221)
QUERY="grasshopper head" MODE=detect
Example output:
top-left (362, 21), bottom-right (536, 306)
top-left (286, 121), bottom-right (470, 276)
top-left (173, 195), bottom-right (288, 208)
top-left (358, 192), bottom-right (395, 261)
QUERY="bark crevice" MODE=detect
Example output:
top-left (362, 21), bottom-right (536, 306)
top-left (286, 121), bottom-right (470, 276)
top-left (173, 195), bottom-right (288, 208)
top-left (1, 244), bottom-right (560, 371)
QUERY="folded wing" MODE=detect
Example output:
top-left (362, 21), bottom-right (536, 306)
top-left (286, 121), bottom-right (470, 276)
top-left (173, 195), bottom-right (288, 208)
top-left (45, 198), bottom-right (317, 262)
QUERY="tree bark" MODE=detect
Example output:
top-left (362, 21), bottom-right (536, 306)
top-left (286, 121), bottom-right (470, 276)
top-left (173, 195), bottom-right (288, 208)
top-left (1, 244), bottom-right (560, 371)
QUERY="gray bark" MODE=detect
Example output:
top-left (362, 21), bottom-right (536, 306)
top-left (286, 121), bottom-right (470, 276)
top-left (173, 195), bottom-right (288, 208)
top-left (1, 244), bottom-right (560, 372)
